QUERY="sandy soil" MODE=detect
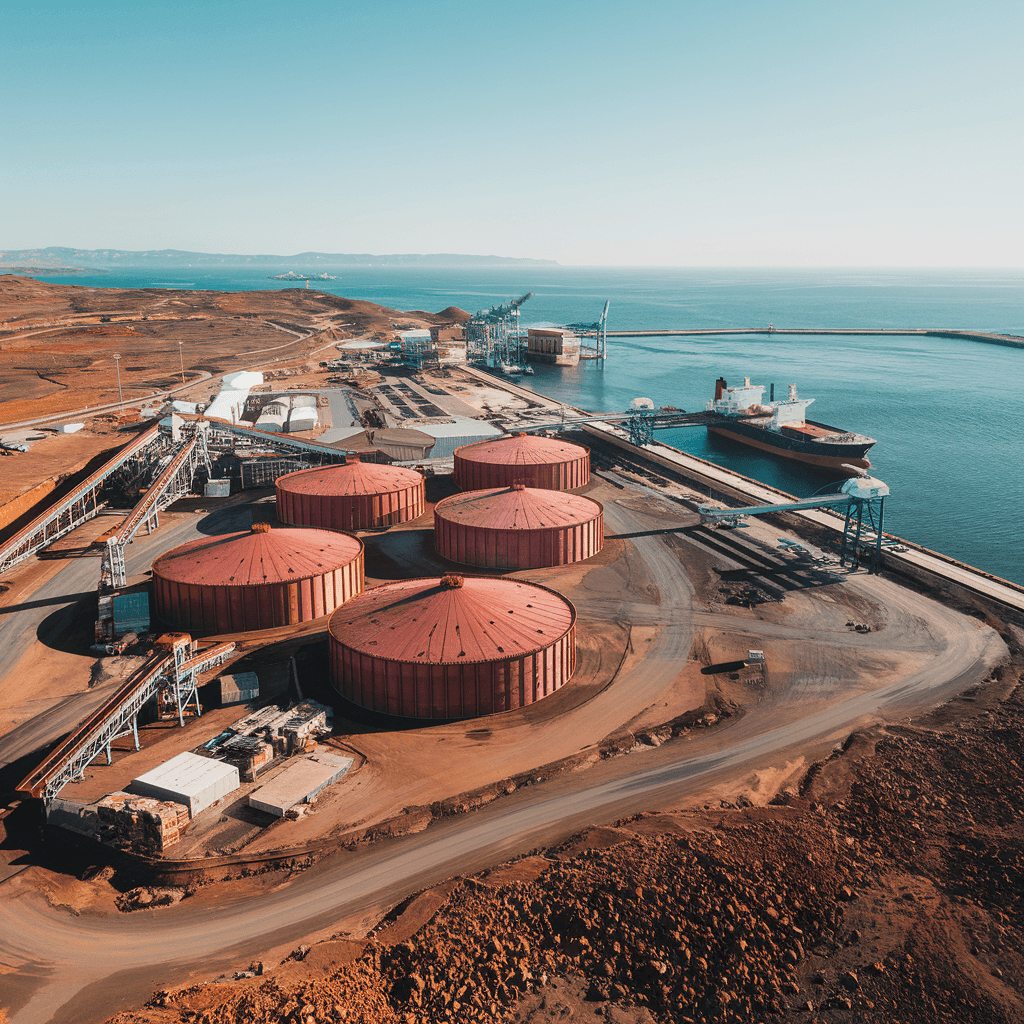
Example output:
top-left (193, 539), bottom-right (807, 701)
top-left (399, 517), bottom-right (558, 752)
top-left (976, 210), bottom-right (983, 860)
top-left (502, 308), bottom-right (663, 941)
top-left (93, 654), bottom-right (1024, 1024)
top-left (0, 273), bottom-right (461, 426)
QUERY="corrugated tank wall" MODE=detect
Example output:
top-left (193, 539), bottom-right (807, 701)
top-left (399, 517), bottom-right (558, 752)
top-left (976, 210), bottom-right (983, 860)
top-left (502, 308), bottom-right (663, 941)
top-left (329, 623), bottom-right (576, 718)
top-left (153, 558), bottom-right (364, 634)
top-left (453, 439), bottom-right (590, 492)
top-left (276, 484), bottom-right (425, 532)
top-left (434, 509), bottom-right (603, 569)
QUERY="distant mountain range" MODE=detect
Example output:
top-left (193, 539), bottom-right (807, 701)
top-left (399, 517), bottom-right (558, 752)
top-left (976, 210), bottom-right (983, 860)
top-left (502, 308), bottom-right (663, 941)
top-left (0, 247), bottom-right (557, 270)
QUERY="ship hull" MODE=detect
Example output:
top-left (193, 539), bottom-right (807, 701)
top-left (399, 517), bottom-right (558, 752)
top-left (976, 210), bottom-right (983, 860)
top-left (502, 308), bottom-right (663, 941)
top-left (709, 418), bottom-right (873, 474)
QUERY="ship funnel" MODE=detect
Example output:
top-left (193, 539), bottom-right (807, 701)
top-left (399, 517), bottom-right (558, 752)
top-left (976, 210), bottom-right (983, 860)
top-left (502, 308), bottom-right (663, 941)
top-left (715, 377), bottom-right (727, 400)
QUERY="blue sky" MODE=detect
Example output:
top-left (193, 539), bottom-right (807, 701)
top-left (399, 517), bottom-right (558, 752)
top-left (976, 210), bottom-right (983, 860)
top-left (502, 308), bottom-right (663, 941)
top-left (3, 0), bottom-right (1022, 265)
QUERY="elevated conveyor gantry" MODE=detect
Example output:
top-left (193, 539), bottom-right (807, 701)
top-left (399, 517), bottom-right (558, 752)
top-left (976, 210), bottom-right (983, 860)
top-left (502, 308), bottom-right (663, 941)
top-left (16, 634), bottom-right (235, 802)
top-left (698, 475), bottom-right (891, 570)
top-left (0, 425), bottom-right (163, 576)
top-left (102, 426), bottom-right (213, 588)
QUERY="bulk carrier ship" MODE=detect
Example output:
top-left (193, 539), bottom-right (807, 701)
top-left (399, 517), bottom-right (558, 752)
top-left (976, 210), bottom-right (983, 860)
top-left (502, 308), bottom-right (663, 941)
top-left (706, 376), bottom-right (875, 474)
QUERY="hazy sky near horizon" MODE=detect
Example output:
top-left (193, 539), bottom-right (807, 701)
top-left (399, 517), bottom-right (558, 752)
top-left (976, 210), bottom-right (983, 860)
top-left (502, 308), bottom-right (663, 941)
top-left (3, 0), bottom-right (1022, 267)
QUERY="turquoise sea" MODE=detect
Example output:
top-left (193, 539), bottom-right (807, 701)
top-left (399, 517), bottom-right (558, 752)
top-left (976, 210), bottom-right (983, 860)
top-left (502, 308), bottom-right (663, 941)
top-left (32, 266), bottom-right (1024, 584)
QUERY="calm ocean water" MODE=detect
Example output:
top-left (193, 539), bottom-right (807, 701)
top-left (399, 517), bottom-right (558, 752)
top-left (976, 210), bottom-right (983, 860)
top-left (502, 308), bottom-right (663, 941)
top-left (36, 266), bottom-right (1024, 583)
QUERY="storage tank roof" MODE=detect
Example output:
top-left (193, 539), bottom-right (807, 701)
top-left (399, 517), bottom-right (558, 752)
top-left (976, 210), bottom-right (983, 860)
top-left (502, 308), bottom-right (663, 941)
top-left (153, 524), bottom-right (363, 587)
top-left (435, 485), bottom-right (601, 529)
top-left (277, 458), bottom-right (422, 496)
top-left (456, 433), bottom-right (587, 465)
top-left (328, 575), bottom-right (575, 664)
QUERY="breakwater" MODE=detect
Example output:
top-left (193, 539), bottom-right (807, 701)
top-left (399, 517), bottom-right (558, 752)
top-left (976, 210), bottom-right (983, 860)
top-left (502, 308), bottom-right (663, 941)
top-left (606, 328), bottom-right (1024, 349)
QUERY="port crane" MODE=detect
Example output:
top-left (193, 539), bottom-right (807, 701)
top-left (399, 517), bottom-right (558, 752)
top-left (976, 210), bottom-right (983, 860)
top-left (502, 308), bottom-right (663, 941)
top-left (465, 292), bottom-right (533, 370)
top-left (567, 299), bottom-right (610, 360)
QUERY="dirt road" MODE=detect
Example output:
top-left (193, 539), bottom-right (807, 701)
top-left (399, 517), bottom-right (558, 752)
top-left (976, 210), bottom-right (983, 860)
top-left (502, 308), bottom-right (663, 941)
top-left (0, 479), bottom-right (1007, 1023)
top-left (0, 595), bottom-right (1003, 1024)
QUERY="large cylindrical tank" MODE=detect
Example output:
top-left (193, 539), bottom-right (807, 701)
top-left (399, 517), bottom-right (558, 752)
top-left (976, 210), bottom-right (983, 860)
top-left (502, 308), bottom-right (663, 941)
top-left (453, 433), bottom-right (590, 492)
top-left (276, 455), bottom-right (425, 531)
top-left (153, 523), bottom-right (364, 634)
top-left (328, 574), bottom-right (576, 719)
top-left (433, 483), bottom-right (603, 569)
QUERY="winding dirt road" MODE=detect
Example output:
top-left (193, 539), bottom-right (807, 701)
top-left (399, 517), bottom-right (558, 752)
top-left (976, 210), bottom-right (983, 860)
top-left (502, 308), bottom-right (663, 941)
top-left (0, 481), bottom-right (1007, 1023)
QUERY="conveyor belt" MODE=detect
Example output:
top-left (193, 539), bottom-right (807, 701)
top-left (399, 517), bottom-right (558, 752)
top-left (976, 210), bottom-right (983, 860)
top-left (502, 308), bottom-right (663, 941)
top-left (0, 425), bottom-right (162, 575)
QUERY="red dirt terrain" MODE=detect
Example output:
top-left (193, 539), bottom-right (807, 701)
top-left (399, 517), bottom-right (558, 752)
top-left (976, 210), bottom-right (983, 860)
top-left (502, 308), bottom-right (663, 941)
top-left (105, 644), bottom-right (1024, 1024)
top-left (0, 276), bottom-right (456, 424)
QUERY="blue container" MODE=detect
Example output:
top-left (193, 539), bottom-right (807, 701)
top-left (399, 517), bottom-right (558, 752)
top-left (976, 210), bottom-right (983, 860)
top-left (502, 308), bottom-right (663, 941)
top-left (112, 590), bottom-right (151, 637)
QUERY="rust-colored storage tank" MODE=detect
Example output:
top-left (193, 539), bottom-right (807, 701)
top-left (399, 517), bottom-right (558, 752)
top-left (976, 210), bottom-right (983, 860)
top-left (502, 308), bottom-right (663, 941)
top-left (276, 456), bottom-right (425, 532)
top-left (153, 523), bottom-right (364, 634)
top-left (453, 433), bottom-right (589, 492)
top-left (328, 574), bottom-right (576, 719)
top-left (434, 483), bottom-right (603, 569)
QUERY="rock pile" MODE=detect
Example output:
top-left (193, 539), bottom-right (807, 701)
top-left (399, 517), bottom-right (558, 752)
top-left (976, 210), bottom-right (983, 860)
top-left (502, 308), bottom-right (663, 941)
top-left (107, 669), bottom-right (1024, 1024)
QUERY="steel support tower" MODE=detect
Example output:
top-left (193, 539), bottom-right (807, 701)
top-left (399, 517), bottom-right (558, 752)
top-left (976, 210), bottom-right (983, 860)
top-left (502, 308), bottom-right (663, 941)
top-left (465, 293), bottom-right (533, 369)
top-left (567, 300), bottom-right (610, 360)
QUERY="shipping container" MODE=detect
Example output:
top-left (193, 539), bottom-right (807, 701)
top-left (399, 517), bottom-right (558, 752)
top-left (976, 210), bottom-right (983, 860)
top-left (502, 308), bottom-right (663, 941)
top-left (130, 751), bottom-right (240, 816)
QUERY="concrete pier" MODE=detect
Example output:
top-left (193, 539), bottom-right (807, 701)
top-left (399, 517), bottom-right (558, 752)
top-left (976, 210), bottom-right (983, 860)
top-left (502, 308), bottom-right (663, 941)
top-left (605, 328), bottom-right (1024, 349)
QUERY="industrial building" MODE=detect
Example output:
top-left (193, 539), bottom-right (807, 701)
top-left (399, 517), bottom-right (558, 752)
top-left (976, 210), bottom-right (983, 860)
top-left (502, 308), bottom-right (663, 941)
top-left (275, 455), bottom-right (426, 531)
top-left (152, 523), bottom-right (364, 634)
top-left (328, 574), bottom-right (577, 719)
top-left (130, 750), bottom-right (240, 816)
top-left (527, 327), bottom-right (580, 367)
top-left (454, 433), bottom-right (591, 492)
top-left (433, 483), bottom-right (604, 569)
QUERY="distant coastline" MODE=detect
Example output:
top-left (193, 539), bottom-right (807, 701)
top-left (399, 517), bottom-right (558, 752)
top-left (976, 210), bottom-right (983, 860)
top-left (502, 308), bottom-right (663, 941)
top-left (0, 246), bottom-right (558, 270)
top-left (2, 265), bottom-right (101, 276)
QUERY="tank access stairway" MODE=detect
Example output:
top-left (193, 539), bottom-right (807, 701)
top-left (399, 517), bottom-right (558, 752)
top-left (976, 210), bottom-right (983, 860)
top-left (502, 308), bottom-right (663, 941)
top-left (16, 634), bottom-right (235, 803)
top-left (101, 426), bottom-right (212, 590)
top-left (698, 475), bottom-right (890, 571)
top-left (0, 425), bottom-right (163, 577)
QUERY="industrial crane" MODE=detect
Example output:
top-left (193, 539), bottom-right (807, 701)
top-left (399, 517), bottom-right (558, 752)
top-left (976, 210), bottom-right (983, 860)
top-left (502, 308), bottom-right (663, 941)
top-left (567, 299), bottom-right (610, 359)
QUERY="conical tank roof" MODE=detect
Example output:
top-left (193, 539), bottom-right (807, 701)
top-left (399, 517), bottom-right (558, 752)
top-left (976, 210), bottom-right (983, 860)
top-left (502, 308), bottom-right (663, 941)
top-left (153, 524), bottom-right (363, 586)
top-left (328, 575), bottom-right (575, 664)
top-left (277, 456), bottom-right (422, 496)
top-left (456, 433), bottom-right (587, 466)
top-left (434, 484), bottom-right (601, 529)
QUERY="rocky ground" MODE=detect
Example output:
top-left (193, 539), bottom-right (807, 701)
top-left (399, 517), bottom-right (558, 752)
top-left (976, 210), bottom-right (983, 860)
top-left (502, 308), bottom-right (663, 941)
top-left (105, 639), bottom-right (1024, 1024)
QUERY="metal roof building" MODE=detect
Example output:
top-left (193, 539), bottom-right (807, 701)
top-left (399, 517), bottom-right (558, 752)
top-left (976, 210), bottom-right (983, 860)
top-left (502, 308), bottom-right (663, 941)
top-left (434, 483), bottom-right (603, 569)
top-left (153, 524), bottom-right (364, 634)
top-left (276, 455), bottom-right (426, 531)
top-left (328, 574), bottom-right (576, 719)
top-left (131, 751), bottom-right (239, 817)
top-left (453, 433), bottom-right (590, 491)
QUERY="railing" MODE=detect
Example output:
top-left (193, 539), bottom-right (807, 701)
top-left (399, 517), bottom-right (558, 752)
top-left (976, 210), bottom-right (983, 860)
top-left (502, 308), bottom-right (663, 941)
top-left (18, 636), bottom-right (236, 801)
top-left (102, 430), bottom-right (210, 588)
top-left (0, 425), bottom-right (163, 576)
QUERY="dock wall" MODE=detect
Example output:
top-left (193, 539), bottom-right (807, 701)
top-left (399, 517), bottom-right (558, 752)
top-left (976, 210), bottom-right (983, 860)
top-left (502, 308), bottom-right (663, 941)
top-left (605, 328), bottom-right (1024, 350)
top-left (580, 422), bottom-right (1024, 629)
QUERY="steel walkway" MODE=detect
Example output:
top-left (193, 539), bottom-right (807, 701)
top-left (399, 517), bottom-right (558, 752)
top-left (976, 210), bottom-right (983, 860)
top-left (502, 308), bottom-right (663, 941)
top-left (102, 430), bottom-right (211, 588)
top-left (0, 425), bottom-right (163, 576)
top-left (17, 635), bottom-right (235, 802)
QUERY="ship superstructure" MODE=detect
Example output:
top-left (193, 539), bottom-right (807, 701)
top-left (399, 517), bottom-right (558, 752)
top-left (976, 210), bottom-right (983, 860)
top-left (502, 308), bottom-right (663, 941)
top-left (706, 376), bottom-right (875, 473)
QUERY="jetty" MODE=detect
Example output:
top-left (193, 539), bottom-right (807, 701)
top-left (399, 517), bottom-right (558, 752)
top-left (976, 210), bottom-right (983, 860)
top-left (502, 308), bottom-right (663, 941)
top-left (605, 327), bottom-right (1024, 349)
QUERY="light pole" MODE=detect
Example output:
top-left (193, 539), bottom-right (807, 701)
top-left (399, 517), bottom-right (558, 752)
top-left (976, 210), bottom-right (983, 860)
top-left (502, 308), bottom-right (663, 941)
top-left (113, 352), bottom-right (123, 410)
top-left (178, 341), bottom-right (185, 386)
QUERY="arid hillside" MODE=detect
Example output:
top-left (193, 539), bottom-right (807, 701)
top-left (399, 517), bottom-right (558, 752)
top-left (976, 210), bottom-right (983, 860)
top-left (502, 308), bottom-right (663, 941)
top-left (0, 276), bottom-right (454, 423)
